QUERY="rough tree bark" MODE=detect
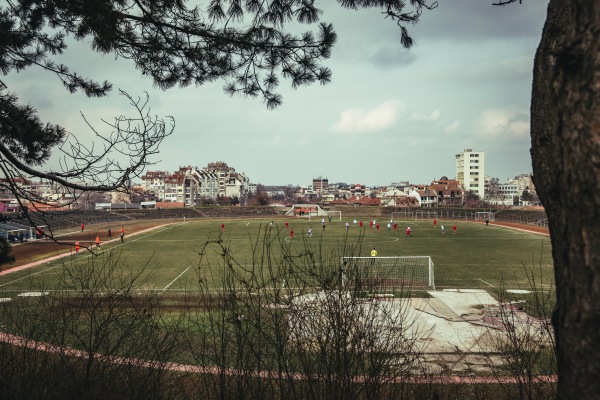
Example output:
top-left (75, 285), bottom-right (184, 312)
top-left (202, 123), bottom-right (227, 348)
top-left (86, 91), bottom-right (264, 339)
top-left (531, 0), bottom-right (600, 398)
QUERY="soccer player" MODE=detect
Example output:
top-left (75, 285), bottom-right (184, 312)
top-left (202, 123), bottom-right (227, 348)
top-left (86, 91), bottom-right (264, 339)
top-left (393, 223), bottom-right (398, 231)
top-left (353, 219), bottom-right (357, 227)
top-left (433, 218), bottom-right (437, 229)
top-left (75, 241), bottom-right (80, 254)
top-left (81, 223), bottom-right (85, 232)
top-left (359, 220), bottom-right (363, 229)
top-left (376, 223), bottom-right (380, 232)
top-left (441, 225), bottom-right (445, 235)
top-left (453, 225), bottom-right (457, 235)
top-left (406, 226), bottom-right (411, 237)
top-left (370, 247), bottom-right (378, 266)
top-left (221, 223), bottom-right (225, 232)
top-left (387, 222), bottom-right (391, 231)
top-left (95, 236), bottom-right (101, 249)
top-left (369, 220), bottom-right (373, 229)
top-left (290, 229), bottom-right (294, 239)
top-left (107, 228), bottom-right (112, 239)
top-left (308, 227), bottom-right (313, 238)
top-left (285, 221), bottom-right (289, 229)
top-left (345, 222), bottom-right (349, 232)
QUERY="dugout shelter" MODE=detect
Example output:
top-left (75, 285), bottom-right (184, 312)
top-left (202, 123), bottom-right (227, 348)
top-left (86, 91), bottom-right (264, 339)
top-left (285, 204), bottom-right (328, 217)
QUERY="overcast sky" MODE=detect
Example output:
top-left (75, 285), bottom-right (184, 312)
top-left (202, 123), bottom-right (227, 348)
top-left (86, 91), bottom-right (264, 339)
top-left (5, 0), bottom-right (549, 187)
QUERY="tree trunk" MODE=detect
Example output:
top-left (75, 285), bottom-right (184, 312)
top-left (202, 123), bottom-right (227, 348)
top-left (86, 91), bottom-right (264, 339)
top-left (531, 1), bottom-right (600, 398)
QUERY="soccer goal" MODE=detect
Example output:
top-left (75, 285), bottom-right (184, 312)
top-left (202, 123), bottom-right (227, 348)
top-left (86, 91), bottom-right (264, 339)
top-left (327, 211), bottom-right (342, 221)
top-left (390, 211), bottom-right (413, 221)
top-left (475, 211), bottom-right (495, 221)
top-left (413, 211), bottom-right (438, 220)
top-left (340, 256), bottom-right (435, 292)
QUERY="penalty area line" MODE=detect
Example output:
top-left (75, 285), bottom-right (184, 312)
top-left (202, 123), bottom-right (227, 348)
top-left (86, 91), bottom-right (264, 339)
top-left (163, 266), bottom-right (192, 291)
top-left (479, 278), bottom-right (495, 287)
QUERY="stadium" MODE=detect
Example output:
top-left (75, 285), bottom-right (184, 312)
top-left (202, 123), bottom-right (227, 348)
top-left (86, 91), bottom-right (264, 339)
top-left (0, 208), bottom-right (555, 397)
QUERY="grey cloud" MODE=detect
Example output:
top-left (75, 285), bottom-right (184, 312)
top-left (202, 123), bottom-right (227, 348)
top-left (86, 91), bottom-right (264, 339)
top-left (23, 84), bottom-right (54, 109)
top-left (367, 46), bottom-right (417, 69)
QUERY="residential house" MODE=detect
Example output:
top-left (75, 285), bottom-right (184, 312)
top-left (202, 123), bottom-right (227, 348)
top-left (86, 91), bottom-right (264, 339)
top-left (429, 178), bottom-right (464, 206)
top-left (411, 189), bottom-right (438, 208)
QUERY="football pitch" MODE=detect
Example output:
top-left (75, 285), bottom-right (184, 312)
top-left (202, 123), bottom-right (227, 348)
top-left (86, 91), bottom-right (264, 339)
top-left (0, 217), bottom-right (553, 296)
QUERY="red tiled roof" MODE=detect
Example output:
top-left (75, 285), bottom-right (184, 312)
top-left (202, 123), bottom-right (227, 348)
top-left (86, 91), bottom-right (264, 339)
top-left (354, 197), bottom-right (381, 206)
top-left (28, 202), bottom-right (69, 211)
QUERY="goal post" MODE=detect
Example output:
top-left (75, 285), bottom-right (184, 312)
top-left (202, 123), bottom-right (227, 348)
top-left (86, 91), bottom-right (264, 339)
top-left (340, 256), bottom-right (435, 292)
top-left (475, 211), bottom-right (495, 221)
top-left (390, 211), bottom-right (413, 221)
top-left (413, 211), bottom-right (438, 220)
top-left (327, 211), bottom-right (342, 221)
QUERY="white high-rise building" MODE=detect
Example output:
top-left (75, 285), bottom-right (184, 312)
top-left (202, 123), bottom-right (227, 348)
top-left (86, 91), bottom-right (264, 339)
top-left (455, 149), bottom-right (485, 199)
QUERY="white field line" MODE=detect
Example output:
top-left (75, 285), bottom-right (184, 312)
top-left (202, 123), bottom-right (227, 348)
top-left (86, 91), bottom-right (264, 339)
top-left (479, 279), bottom-right (495, 287)
top-left (0, 223), bottom-right (180, 279)
top-left (163, 266), bottom-right (193, 291)
top-left (0, 265), bottom-right (60, 288)
top-left (487, 224), bottom-right (550, 236)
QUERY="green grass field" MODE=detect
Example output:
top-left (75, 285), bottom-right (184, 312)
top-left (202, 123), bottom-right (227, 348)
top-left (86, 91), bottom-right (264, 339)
top-left (0, 217), bottom-right (553, 296)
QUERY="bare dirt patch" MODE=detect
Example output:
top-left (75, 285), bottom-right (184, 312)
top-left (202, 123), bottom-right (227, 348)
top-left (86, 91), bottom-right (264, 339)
top-left (2, 220), bottom-right (174, 271)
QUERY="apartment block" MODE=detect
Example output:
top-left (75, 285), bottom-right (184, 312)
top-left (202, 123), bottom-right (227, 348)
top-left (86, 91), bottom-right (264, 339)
top-left (455, 149), bottom-right (485, 199)
top-left (312, 177), bottom-right (329, 193)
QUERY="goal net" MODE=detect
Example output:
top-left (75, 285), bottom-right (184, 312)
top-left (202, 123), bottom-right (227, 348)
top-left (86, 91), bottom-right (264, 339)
top-left (390, 211), bottom-right (413, 221)
top-left (475, 211), bottom-right (495, 221)
top-left (327, 211), bottom-right (342, 221)
top-left (340, 256), bottom-right (435, 293)
top-left (413, 211), bottom-right (438, 220)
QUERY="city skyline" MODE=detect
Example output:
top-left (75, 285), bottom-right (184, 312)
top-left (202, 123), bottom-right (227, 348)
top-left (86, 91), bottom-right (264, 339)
top-left (136, 159), bottom-right (530, 190)
top-left (4, 1), bottom-right (548, 186)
